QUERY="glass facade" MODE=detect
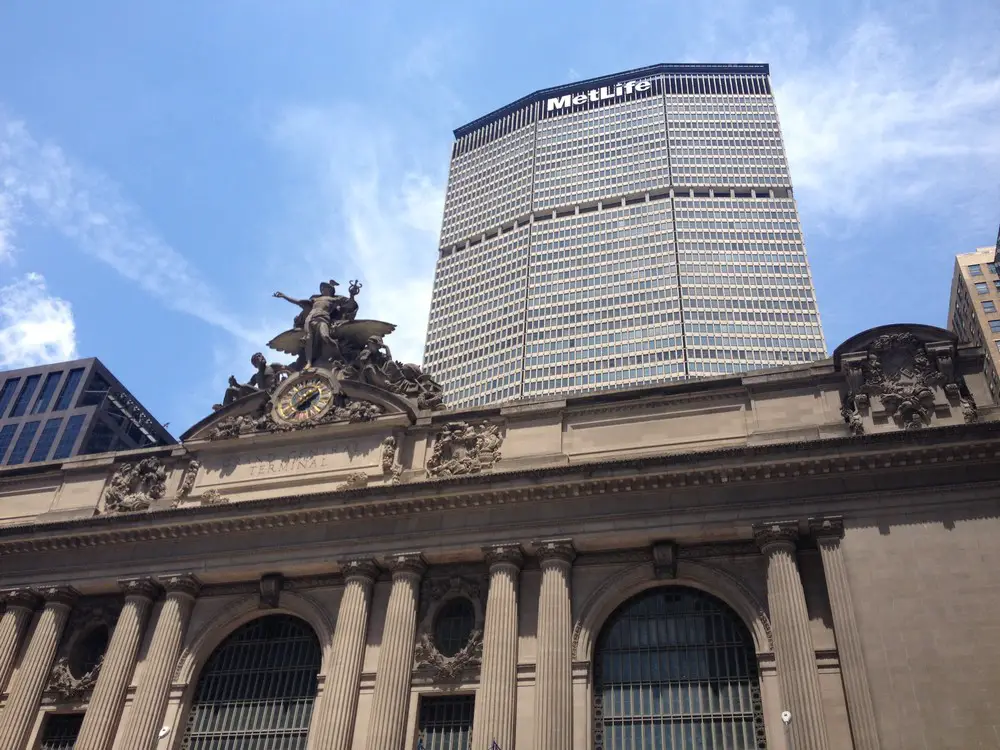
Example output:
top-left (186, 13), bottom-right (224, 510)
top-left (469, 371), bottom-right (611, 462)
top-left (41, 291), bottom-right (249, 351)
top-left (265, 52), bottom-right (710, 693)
top-left (594, 587), bottom-right (765, 750)
top-left (0, 424), bottom-right (16, 463)
top-left (30, 418), bottom-right (63, 463)
top-left (424, 64), bottom-right (826, 409)
top-left (53, 368), bottom-right (83, 411)
top-left (7, 421), bottom-right (40, 465)
top-left (0, 378), bottom-right (19, 417)
top-left (52, 414), bottom-right (85, 460)
top-left (9, 375), bottom-right (40, 417)
top-left (31, 372), bottom-right (62, 414)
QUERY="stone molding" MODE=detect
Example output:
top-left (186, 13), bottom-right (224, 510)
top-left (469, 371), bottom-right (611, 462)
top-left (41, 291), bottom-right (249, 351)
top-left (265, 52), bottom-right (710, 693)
top-left (339, 558), bottom-right (380, 583)
top-left (533, 538), bottom-right (576, 566)
top-left (118, 577), bottom-right (161, 600)
top-left (753, 521), bottom-right (800, 553)
top-left (2, 426), bottom-right (1000, 556)
top-left (808, 516), bottom-right (845, 542)
top-left (483, 543), bottom-right (525, 571)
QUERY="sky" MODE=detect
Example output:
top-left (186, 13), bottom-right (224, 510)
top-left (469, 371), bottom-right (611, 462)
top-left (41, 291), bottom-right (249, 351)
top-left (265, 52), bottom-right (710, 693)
top-left (1, 0), bottom-right (999, 436)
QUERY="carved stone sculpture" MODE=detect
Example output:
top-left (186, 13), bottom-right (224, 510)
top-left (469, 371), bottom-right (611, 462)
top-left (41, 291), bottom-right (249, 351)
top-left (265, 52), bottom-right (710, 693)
top-left (207, 396), bottom-right (382, 440)
top-left (198, 489), bottom-right (228, 506)
top-left (48, 655), bottom-right (102, 701)
top-left (176, 459), bottom-right (200, 500)
top-left (426, 422), bottom-right (504, 478)
top-left (214, 353), bottom-right (289, 411)
top-left (103, 458), bottom-right (166, 513)
top-left (412, 629), bottom-right (483, 681)
top-left (380, 436), bottom-right (402, 485)
top-left (336, 472), bottom-right (369, 491)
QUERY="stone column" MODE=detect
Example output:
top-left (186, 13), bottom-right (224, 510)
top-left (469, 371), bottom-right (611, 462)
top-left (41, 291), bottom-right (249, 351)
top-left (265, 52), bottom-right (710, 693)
top-left (115, 574), bottom-right (200, 750)
top-left (307, 558), bottom-right (380, 750)
top-left (810, 518), bottom-right (881, 750)
top-left (365, 553), bottom-right (425, 750)
top-left (532, 539), bottom-right (575, 750)
top-left (0, 586), bottom-right (78, 750)
top-left (754, 522), bottom-right (830, 750)
top-left (471, 543), bottom-right (524, 750)
top-left (75, 578), bottom-right (160, 750)
top-left (0, 589), bottom-right (41, 695)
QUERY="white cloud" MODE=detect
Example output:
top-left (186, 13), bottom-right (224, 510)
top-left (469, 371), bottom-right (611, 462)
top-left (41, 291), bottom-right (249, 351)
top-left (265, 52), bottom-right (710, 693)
top-left (752, 14), bottom-right (1000, 221)
top-left (271, 105), bottom-right (446, 366)
top-left (0, 272), bottom-right (77, 368)
top-left (0, 116), bottom-right (259, 343)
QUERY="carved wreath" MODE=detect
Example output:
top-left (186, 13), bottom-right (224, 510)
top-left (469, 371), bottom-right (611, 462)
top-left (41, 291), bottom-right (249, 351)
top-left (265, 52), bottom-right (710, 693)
top-left (104, 457), bottom-right (166, 513)
top-left (413, 576), bottom-right (487, 682)
top-left (426, 421), bottom-right (504, 478)
top-left (45, 600), bottom-right (119, 701)
top-left (413, 629), bottom-right (483, 681)
top-left (47, 654), bottom-right (103, 701)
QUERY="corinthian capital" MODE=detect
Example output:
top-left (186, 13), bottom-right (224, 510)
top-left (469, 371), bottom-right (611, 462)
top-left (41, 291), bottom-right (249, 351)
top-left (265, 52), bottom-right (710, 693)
top-left (808, 516), bottom-right (845, 544)
top-left (157, 574), bottom-right (202, 599)
top-left (35, 585), bottom-right (79, 608)
top-left (384, 552), bottom-right (427, 580)
top-left (752, 521), bottom-right (800, 554)
top-left (0, 588), bottom-right (41, 611)
top-left (483, 543), bottom-right (525, 572)
top-left (118, 577), bottom-right (161, 600)
top-left (533, 538), bottom-right (576, 567)
top-left (339, 557), bottom-right (380, 584)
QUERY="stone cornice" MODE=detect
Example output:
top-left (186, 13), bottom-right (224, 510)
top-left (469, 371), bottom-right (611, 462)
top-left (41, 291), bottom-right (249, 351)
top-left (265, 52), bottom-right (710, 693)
top-left (1, 422), bottom-right (1000, 556)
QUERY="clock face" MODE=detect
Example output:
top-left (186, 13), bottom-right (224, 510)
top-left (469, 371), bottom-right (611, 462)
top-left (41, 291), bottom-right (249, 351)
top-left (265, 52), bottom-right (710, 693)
top-left (272, 374), bottom-right (337, 426)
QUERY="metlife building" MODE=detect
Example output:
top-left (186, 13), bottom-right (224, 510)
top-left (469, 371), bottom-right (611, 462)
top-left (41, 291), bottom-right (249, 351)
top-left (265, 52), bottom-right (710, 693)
top-left (423, 64), bottom-right (827, 408)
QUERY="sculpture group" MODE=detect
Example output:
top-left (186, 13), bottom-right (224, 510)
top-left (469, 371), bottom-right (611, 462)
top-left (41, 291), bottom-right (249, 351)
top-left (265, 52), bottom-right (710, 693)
top-left (214, 278), bottom-right (444, 419)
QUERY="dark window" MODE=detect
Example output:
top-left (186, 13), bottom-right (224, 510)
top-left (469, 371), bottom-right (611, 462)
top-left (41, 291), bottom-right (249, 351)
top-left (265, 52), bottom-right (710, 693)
top-left (31, 372), bottom-right (62, 414)
top-left (989, 263), bottom-right (999, 275)
top-left (7, 421), bottom-right (40, 465)
top-left (0, 378), bottom-right (20, 417)
top-left (968, 264), bottom-right (984, 276)
top-left (0, 424), bottom-right (16, 463)
top-left (983, 301), bottom-right (997, 313)
top-left (594, 587), bottom-right (765, 750)
top-left (977, 282), bottom-right (990, 294)
top-left (53, 368), bottom-right (84, 411)
top-left (994, 280), bottom-right (1000, 293)
top-left (9, 375), bottom-right (41, 417)
top-left (39, 713), bottom-right (84, 750)
top-left (83, 420), bottom-right (118, 455)
top-left (181, 615), bottom-right (320, 750)
top-left (30, 418), bottom-right (62, 463)
top-left (52, 415), bottom-right (85, 460)
top-left (79, 373), bottom-right (111, 407)
top-left (70, 626), bottom-right (109, 679)
top-left (418, 695), bottom-right (474, 750)
top-left (991, 321), bottom-right (1000, 334)
top-left (434, 598), bottom-right (475, 657)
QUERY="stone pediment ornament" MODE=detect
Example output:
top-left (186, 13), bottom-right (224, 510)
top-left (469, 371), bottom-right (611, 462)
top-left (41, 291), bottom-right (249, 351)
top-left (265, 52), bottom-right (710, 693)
top-left (103, 458), bottom-right (166, 514)
top-left (181, 277), bottom-right (445, 441)
top-left (426, 422), bottom-right (504, 478)
top-left (834, 325), bottom-right (974, 434)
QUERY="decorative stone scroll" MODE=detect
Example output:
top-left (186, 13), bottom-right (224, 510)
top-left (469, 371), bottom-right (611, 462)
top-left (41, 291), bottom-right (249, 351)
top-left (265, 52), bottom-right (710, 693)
top-left (103, 458), bottom-right (167, 514)
top-left (426, 422), bottom-right (504, 478)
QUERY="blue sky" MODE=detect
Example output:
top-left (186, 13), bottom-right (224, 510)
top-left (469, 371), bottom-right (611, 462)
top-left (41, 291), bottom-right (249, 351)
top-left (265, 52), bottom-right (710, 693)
top-left (1, 0), bottom-right (999, 436)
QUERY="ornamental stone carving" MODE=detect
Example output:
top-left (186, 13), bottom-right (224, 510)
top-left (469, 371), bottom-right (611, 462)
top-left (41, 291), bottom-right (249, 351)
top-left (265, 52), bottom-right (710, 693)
top-left (752, 521), bottom-right (800, 552)
top-left (381, 436), bottom-right (402, 485)
top-left (45, 597), bottom-right (120, 701)
top-left (175, 459), bottom-right (201, 500)
top-left (412, 629), bottom-right (483, 682)
top-left (339, 558), bottom-right (380, 583)
top-left (426, 421), bottom-right (504, 478)
top-left (414, 575), bottom-right (487, 682)
top-left (207, 397), bottom-right (383, 441)
top-left (103, 458), bottom-right (167, 514)
top-left (336, 471), bottom-right (369, 491)
top-left (198, 489), bottom-right (228, 506)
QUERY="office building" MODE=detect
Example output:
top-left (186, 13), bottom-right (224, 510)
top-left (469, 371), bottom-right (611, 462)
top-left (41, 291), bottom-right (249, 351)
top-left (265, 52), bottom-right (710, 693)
top-left (423, 63), bottom-right (827, 408)
top-left (0, 319), bottom-right (998, 749)
top-left (0, 357), bottom-right (174, 466)
top-left (947, 245), bottom-right (1000, 400)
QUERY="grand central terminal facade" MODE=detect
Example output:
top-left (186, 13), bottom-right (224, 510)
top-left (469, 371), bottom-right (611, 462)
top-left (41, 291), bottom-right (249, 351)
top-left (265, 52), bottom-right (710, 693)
top-left (0, 310), bottom-right (999, 750)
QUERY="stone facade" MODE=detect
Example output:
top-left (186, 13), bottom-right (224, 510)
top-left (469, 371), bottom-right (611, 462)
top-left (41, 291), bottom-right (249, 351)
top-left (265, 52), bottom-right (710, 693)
top-left (0, 324), bottom-right (998, 749)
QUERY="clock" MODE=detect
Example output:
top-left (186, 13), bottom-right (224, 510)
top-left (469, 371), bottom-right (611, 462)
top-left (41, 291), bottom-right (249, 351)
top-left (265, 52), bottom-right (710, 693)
top-left (271, 371), bottom-right (338, 427)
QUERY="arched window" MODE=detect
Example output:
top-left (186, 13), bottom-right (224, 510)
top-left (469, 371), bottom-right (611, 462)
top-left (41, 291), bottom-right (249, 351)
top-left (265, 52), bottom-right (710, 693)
top-left (433, 597), bottom-right (476, 657)
top-left (594, 587), bottom-right (765, 750)
top-left (181, 614), bottom-right (321, 750)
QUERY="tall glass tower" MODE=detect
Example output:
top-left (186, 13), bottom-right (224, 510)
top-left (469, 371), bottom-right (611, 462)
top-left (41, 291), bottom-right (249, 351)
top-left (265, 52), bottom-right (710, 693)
top-left (423, 64), bottom-right (826, 409)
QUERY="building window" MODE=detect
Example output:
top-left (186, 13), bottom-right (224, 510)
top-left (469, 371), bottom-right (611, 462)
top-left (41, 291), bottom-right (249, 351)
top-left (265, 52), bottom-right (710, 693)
top-left (984, 301), bottom-right (997, 313)
top-left (0, 378), bottom-right (20, 417)
top-left (31, 372), bottom-right (63, 414)
top-left (594, 587), bottom-right (765, 750)
top-left (418, 695), bottom-right (475, 750)
top-left (990, 321), bottom-right (1000, 334)
top-left (434, 598), bottom-right (476, 657)
top-left (30, 418), bottom-right (62, 463)
top-left (989, 263), bottom-right (999, 275)
top-left (52, 368), bottom-right (84, 411)
top-left (7, 421), bottom-right (40, 465)
top-left (968, 264), bottom-right (984, 276)
top-left (975, 282), bottom-right (989, 294)
top-left (52, 415), bottom-right (86, 460)
top-left (79, 373), bottom-right (112, 407)
top-left (38, 713), bottom-right (84, 750)
top-left (180, 614), bottom-right (320, 750)
top-left (0, 424), bottom-right (17, 463)
top-left (9, 375), bottom-right (41, 417)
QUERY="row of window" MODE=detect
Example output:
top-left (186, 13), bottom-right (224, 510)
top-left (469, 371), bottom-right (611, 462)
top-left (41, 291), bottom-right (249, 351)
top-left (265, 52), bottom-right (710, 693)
top-left (967, 262), bottom-right (999, 276)
top-left (0, 368), bottom-right (85, 420)
top-left (0, 415), bottom-right (85, 466)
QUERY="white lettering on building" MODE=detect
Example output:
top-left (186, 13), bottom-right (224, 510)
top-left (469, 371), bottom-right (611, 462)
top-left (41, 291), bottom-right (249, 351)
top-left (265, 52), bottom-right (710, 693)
top-left (546, 79), bottom-right (653, 113)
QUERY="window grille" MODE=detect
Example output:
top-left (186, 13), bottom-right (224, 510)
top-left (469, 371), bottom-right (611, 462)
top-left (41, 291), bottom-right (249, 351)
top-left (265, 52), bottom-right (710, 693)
top-left (39, 713), bottom-right (84, 750)
top-left (418, 695), bottom-right (475, 750)
top-left (180, 614), bottom-right (321, 750)
top-left (594, 587), bottom-right (765, 750)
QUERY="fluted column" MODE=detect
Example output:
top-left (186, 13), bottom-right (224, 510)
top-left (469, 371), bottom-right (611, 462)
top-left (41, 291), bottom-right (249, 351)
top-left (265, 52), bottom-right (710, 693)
top-left (0, 589), bottom-right (41, 695)
top-left (533, 539), bottom-right (575, 750)
top-left (308, 558), bottom-right (380, 750)
top-left (472, 543), bottom-right (524, 750)
top-left (115, 574), bottom-right (200, 750)
top-left (0, 586), bottom-right (78, 750)
top-left (754, 522), bottom-right (830, 750)
top-left (76, 578), bottom-right (160, 750)
top-left (365, 553), bottom-right (426, 750)
top-left (810, 518), bottom-right (881, 750)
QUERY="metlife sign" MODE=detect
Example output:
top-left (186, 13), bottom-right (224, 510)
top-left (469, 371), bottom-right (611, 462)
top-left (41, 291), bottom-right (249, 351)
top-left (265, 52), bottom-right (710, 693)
top-left (545, 78), bottom-right (654, 115)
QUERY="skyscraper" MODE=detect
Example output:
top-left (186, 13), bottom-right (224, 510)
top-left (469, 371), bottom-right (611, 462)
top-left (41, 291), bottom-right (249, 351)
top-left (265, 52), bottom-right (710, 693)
top-left (423, 63), bottom-right (827, 408)
top-left (947, 243), bottom-right (1000, 401)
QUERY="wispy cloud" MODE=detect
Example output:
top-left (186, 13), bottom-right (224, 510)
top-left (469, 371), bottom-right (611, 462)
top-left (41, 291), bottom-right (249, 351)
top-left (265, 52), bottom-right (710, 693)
top-left (0, 273), bottom-right (77, 368)
top-left (270, 105), bottom-right (446, 366)
top-left (0, 116), bottom-right (260, 342)
top-left (750, 13), bottom-right (1000, 222)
